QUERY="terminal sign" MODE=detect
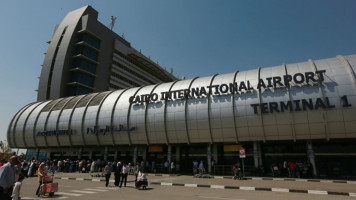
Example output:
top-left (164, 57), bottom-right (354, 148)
top-left (239, 148), bottom-right (246, 158)
top-left (129, 70), bottom-right (326, 104)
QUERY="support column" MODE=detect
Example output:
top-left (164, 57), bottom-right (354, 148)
top-left (176, 146), bottom-right (180, 172)
top-left (133, 146), bottom-right (138, 164)
top-left (89, 151), bottom-right (93, 160)
top-left (78, 148), bottom-right (83, 160)
top-left (307, 141), bottom-right (317, 176)
top-left (142, 146), bottom-right (147, 161)
top-left (104, 147), bottom-right (108, 161)
top-left (207, 144), bottom-right (212, 174)
top-left (253, 142), bottom-right (259, 169)
top-left (213, 144), bottom-right (218, 164)
top-left (167, 145), bottom-right (172, 163)
top-left (114, 150), bottom-right (118, 161)
top-left (258, 143), bottom-right (263, 168)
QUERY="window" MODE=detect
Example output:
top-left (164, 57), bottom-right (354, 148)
top-left (112, 60), bottom-right (155, 84)
top-left (75, 46), bottom-right (98, 61)
top-left (111, 71), bottom-right (140, 87)
top-left (70, 72), bottom-right (95, 87)
top-left (72, 59), bottom-right (96, 74)
top-left (78, 34), bottom-right (100, 49)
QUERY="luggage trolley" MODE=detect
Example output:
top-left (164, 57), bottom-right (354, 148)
top-left (38, 175), bottom-right (58, 197)
top-left (135, 172), bottom-right (148, 190)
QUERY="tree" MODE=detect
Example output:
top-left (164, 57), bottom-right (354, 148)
top-left (0, 140), bottom-right (13, 161)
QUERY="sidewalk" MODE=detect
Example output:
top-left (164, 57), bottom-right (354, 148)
top-left (45, 172), bottom-right (356, 194)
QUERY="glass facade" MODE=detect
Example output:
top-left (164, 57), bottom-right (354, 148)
top-left (70, 72), bottom-right (95, 87)
top-left (78, 34), bottom-right (100, 49)
top-left (72, 59), bottom-right (96, 74)
top-left (75, 46), bottom-right (98, 61)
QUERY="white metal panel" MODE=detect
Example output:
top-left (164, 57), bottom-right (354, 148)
top-left (35, 112), bottom-right (49, 147)
top-left (83, 106), bottom-right (100, 146)
top-left (57, 109), bottom-right (72, 146)
top-left (113, 87), bottom-right (140, 145)
top-left (130, 85), bottom-right (156, 144)
top-left (70, 107), bottom-right (85, 146)
top-left (187, 76), bottom-right (213, 143)
top-left (46, 111), bottom-right (60, 146)
top-left (14, 103), bottom-right (42, 148)
top-left (98, 90), bottom-right (124, 145)
top-left (147, 82), bottom-right (174, 144)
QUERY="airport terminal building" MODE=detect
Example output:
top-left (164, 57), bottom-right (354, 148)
top-left (37, 5), bottom-right (178, 101)
top-left (8, 54), bottom-right (356, 177)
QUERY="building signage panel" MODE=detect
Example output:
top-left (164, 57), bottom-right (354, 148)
top-left (224, 145), bottom-right (242, 152)
top-left (86, 125), bottom-right (135, 135)
top-left (36, 130), bottom-right (73, 136)
top-left (239, 148), bottom-right (246, 158)
top-left (129, 70), bottom-right (326, 104)
top-left (129, 69), bottom-right (352, 114)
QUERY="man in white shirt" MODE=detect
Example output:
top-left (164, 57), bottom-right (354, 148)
top-left (0, 156), bottom-right (20, 200)
top-left (119, 163), bottom-right (129, 188)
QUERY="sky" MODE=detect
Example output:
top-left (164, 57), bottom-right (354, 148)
top-left (0, 0), bottom-right (356, 149)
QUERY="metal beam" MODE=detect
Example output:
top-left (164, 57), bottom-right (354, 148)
top-left (32, 101), bottom-right (51, 148)
top-left (81, 93), bottom-right (102, 147)
top-left (283, 64), bottom-right (297, 142)
top-left (164, 81), bottom-right (179, 145)
top-left (7, 102), bottom-right (34, 148)
top-left (231, 70), bottom-right (240, 143)
top-left (12, 103), bottom-right (36, 148)
top-left (23, 102), bottom-right (47, 148)
top-left (67, 95), bottom-right (88, 147)
top-left (127, 86), bottom-right (145, 146)
top-left (94, 91), bottom-right (115, 146)
top-left (110, 89), bottom-right (129, 146)
top-left (44, 98), bottom-right (65, 148)
top-left (184, 77), bottom-right (199, 144)
top-left (55, 96), bottom-right (76, 147)
top-left (257, 67), bottom-right (266, 142)
top-left (145, 83), bottom-right (163, 145)
top-left (308, 59), bottom-right (329, 141)
top-left (207, 74), bottom-right (219, 144)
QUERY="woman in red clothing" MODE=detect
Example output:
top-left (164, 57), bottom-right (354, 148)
top-left (289, 161), bottom-right (296, 178)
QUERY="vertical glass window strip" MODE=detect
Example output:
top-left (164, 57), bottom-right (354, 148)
top-left (70, 72), bottom-right (95, 87)
top-left (78, 34), bottom-right (100, 49)
top-left (72, 59), bottom-right (96, 74)
top-left (75, 46), bottom-right (98, 61)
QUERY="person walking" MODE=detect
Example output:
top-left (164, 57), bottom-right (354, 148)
top-left (0, 156), bottom-right (20, 200)
top-left (104, 162), bottom-right (113, 187)
top-left (36, 163), bottom-right (47, 196)
top-left (199, 161), bottom-right (204, 174)
top-left (170, 161), bottom-right (175, 174)
top-left (119, 163), bottom-right (129, 188)
top-left (164, 161), bottom-right (169, 174)
top-left (134, 162), bottom-right (143, 181)
top-left (114, 162), bottom-right (122, 187)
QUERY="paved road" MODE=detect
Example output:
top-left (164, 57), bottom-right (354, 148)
top-left (20, 176), bottom-right (355, 200)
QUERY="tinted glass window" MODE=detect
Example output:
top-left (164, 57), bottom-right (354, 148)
top-left (75, 46), bottom-right (98, 61)
top-left (72, 59), bottom-right (96, 74)
top-left (70, 72), bottom-right (95, 87)
top-left (78, 34), bottom-right (100, 49)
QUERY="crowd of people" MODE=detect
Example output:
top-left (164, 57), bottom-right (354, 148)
top-left (270, 160), bottom-right (314, 178)
top-left (0, 155), bottom-right (315, 199)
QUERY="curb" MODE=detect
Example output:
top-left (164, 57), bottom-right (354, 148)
top-left (213, 176), bottom-right (356, 184)
top-left (150, 182), bottom-right (356, 197)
